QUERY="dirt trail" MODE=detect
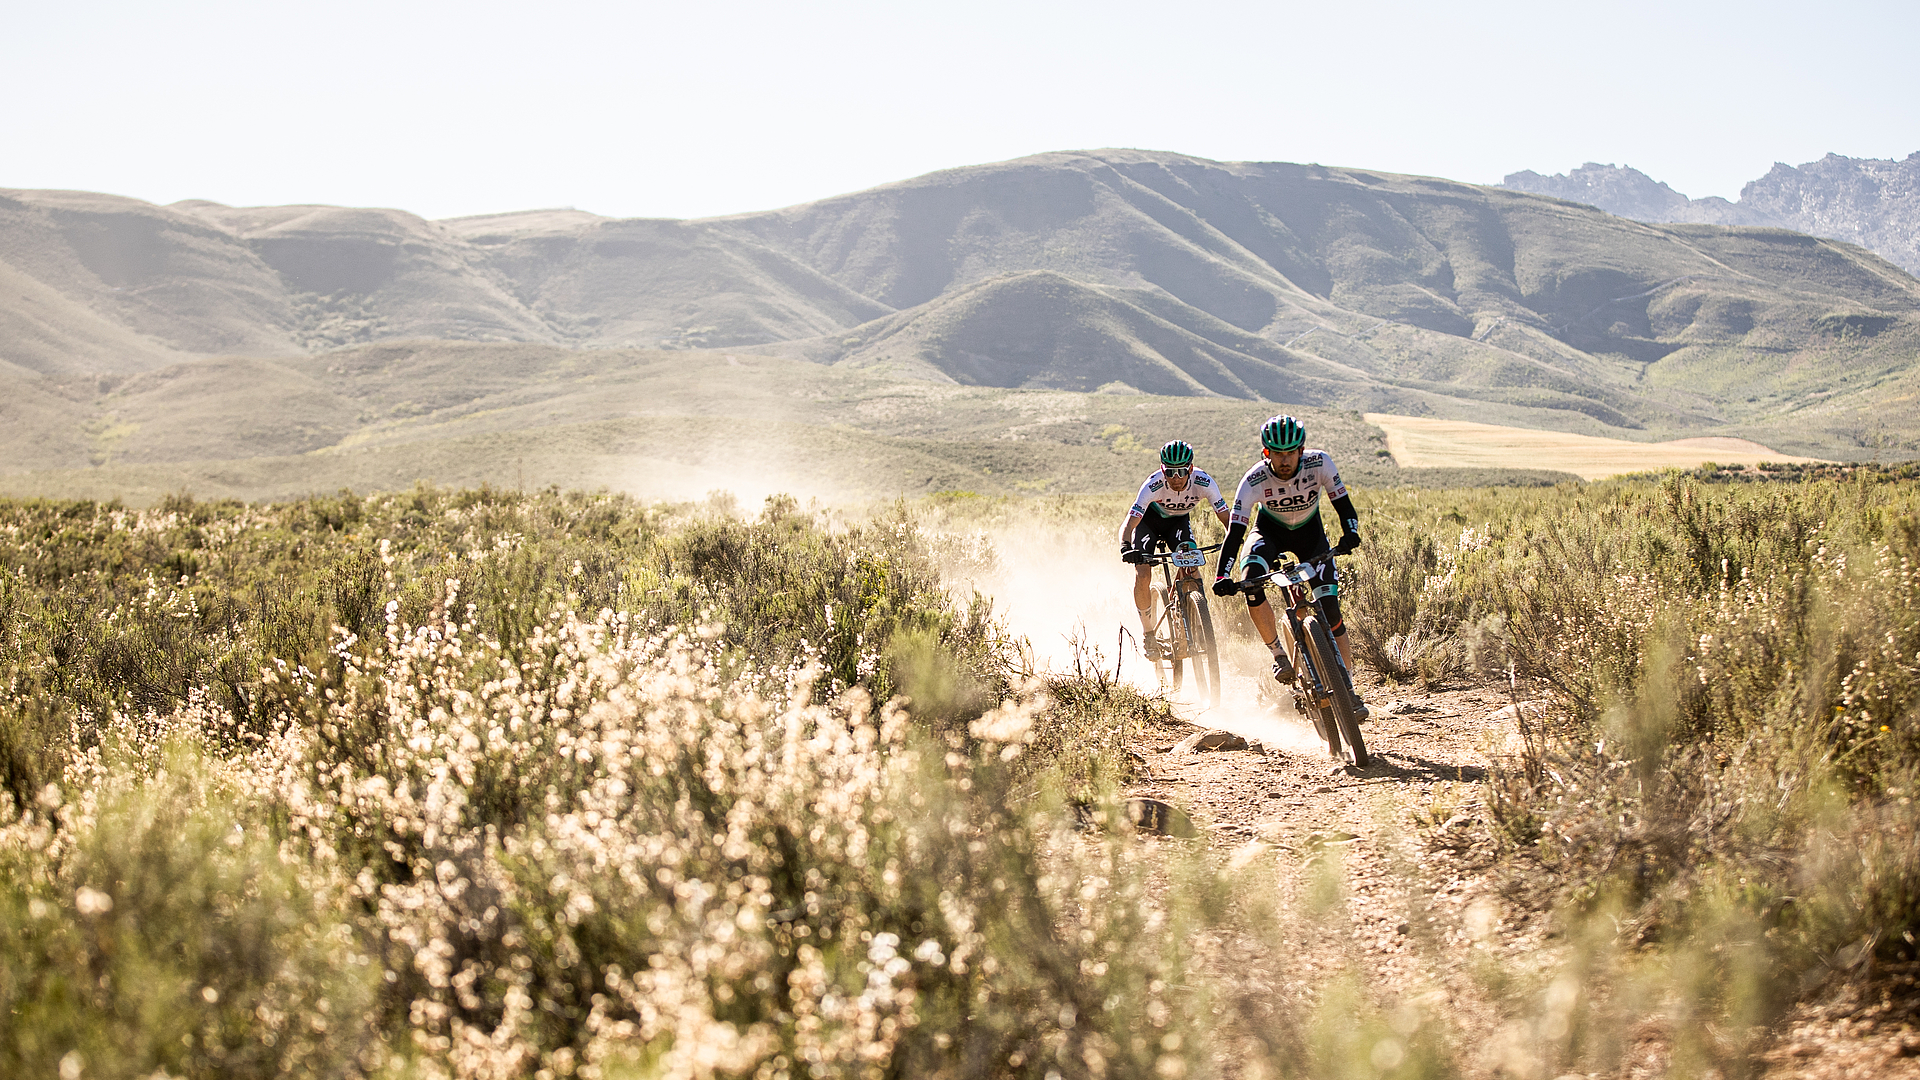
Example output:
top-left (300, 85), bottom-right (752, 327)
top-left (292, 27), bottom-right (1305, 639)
top-left (1128, 671), bottom-right (1920, 1080)
top-left (970, 526), bottom-right (1533, 1069)
top-left (1132, 670), bottom-right (1547, 1075)
top-left (967, 533), bottom-right (1920, 1077)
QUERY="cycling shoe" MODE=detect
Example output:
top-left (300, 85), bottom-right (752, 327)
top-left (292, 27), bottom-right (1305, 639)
top-left (1271, 653), bottom-right (1295, 682)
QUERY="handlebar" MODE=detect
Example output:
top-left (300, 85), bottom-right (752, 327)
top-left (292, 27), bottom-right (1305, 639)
top-left (1135, 542), bottom-right (1222, 568)
top-left (1223, 549), bottom-right (1340, 593)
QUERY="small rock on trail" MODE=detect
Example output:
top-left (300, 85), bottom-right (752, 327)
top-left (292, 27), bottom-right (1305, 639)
top-left (1172, 728), bottom-right (1249, 754)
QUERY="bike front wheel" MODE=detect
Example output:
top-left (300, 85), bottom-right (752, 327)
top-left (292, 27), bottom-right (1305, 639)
top-left (1294, 619), bottom-right (1341, 759)
top-left (1304, 615), bottom-right (1368, 767)
top-left (1166, 586), bottom-right (1188, 694)
top-left (1155, 587), bottom-right (1183, 693)
top-left (1178, 582), bottom-right (1220, 708)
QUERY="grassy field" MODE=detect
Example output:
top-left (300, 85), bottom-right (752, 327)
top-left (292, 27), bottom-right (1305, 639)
top-left (0, 488), bottom-right (1233, 1079)
top-left (1367, 411), bottom-right (1827, 479)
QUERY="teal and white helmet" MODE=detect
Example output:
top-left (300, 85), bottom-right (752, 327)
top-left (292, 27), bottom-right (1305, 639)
top-left (1260, 415), bottom-right (1306, 452)
top-left (1159, 439), bottom-right (1195, 469)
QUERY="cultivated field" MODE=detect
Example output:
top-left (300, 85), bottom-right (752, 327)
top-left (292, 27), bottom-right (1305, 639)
top-left (1366, 412), bottom-right (1826, 479)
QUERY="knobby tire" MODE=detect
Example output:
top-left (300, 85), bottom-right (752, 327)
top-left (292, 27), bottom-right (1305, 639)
top-left (1160, 586), bottom-right (1183, 694)
top-left (1295, 617), bottom-right (1341, 759)
top-left (1179, 582), bottom-right (1221, 708)
top-left (1305, 615), bottom-right (1369, 767)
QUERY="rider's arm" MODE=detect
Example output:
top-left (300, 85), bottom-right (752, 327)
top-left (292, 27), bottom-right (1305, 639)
top-left (1318, 454), bottom-right (1359, 542)
top-left (1330, 493), bottom-right (1360, 542)
top-left (1196, 470), bottom-right (1231, 529)
top-left (1217, 470), bottom-right (1258, 578)
top-left (1121, 477), bottom-right (1156, 546)
top-left (1218, 521), bottom-right (1249, 577)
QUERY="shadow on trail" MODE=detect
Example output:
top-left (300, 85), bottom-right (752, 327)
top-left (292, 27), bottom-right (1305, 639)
top-left (1344, 751), bottom-right (1487, 785)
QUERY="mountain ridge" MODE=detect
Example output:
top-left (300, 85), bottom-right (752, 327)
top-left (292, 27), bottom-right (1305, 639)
top-left (4, 149), bottom-right (1919, 491)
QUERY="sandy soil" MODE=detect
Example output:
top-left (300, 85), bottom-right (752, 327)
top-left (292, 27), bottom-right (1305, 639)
top-left (1364, 413), bottom-right (1826, 479)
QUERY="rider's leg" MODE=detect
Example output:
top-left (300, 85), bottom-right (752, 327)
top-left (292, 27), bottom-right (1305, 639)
top-left (1132, 563), bottom-right (1154, 630)
top-left (1242, 538), bottom-right (1296, 677)
top-left (1244, 587), bottom-right (1295, 679)
top-left (1133, 563), bottom-right (1158, 653)
top-left (1247, 592), bottom-right (1280, 648)
top-left (1324, 595), bottom-right (1350, 666)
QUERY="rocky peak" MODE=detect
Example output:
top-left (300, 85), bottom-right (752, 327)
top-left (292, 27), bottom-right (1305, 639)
top-left (1505, 154), bottom-right (1920, 274)
top-left (1739, 153), bottom-right (1920, 274)
top-left (1501, 163), bottom-right (1691, 220)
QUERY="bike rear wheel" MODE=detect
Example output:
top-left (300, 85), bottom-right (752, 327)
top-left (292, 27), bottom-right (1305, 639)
top-left (1178, 582), bottom-right (1221, 708)
top-left (1305, 615), bottom-right (1368, 767)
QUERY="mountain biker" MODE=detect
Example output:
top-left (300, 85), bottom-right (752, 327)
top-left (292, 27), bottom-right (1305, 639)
top-left (1119, 440), bottom-right (1232, 661)
top-left (1210, 415), bottom-right (1369, 717)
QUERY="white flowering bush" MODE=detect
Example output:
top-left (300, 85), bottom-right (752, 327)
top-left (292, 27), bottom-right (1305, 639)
top-left (0, 490), bottom-right (1232, 1079)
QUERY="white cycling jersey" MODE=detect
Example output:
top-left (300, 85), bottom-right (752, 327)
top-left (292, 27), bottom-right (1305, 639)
top-left (1129, 468), bottom-right (1228, 519)
top-left (1230, 450), bottom-right (1348, 531)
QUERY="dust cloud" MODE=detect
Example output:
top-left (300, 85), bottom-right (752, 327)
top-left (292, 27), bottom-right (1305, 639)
top-left (606, 439), bottom-right (860, 511)
top-left (615, 466), bottom-right (1332, 757)
top-left (944, 521), bottom-right (1326, 756)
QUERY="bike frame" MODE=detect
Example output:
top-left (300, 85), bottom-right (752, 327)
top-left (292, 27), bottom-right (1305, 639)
top-left (1234, 550), bottom-right (1368, 765)
top-left (1264, 554), bottom-right (1341, 689)
top-left (1137, 542), bottom-right (1220, 648)
top-left (1138, 541), bottom-right (1224, 705)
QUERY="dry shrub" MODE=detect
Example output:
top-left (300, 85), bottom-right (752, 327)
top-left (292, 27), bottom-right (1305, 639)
top-left (1348, 471), bottom-right (1920, 1070)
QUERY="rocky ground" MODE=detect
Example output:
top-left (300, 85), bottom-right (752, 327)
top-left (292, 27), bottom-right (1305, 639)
top-left (1120, 673), bottom-right (1920, 1079)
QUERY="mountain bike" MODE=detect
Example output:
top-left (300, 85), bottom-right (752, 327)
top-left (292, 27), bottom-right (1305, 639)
top-left (1233, 552), bottom-right (1368, 767)
top-left (1140, 541), bottom-right (1223, 708)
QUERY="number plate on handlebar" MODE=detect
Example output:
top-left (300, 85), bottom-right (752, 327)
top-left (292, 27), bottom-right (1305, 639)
top-left (1171, 551), bottom-right (1206, 568)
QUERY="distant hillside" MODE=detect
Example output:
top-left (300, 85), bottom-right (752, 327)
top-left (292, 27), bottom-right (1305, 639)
top-left (1502, 153), bottom-right (1920, 275)
top-left (5, 149), bottom-right (1920, 495)
top-left (7, 341), bottom-right (1574, 505)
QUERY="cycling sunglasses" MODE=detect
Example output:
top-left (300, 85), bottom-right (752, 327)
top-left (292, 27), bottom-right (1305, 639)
top-left (1163, 466), bottom-right (1193, 478)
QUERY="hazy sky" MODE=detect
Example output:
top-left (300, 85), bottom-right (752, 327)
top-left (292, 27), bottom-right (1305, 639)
top-left (4, 0), bottom-right (1915, 221)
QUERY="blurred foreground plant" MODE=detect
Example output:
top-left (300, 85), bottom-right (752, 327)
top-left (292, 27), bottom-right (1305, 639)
top-left (0, 491), bottom-right (1246, 1079)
